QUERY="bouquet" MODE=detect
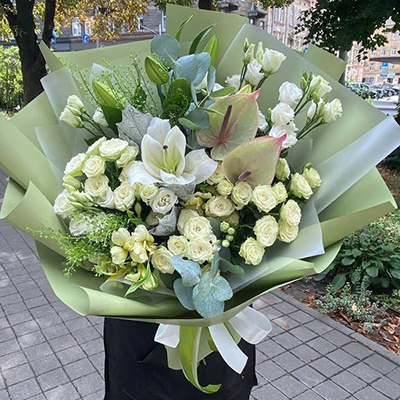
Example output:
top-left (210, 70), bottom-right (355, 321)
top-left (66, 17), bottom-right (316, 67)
top-left (1, 5), bottom-right (400, 393)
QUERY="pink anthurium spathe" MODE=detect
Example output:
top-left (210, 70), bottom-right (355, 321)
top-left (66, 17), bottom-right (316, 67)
top-left (196, 91), bottom-right (260, 160)
top-left (222, 135), bottom-right (285, 187)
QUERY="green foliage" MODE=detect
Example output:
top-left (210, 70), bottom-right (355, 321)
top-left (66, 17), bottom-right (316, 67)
top-left (317, 211), bottom-right (400, 291)
top-left (315, 279), bottom-right (385, 329)
top-left (296, 0), bottom-right (400, 60)
top-left (0, 46), bottom-right (23, 113)
top-left (375, 289), bottom-right (400, 312)
top-left (382, 147), bottom-right (400, 171)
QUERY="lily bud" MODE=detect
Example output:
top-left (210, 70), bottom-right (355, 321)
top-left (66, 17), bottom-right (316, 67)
top-left (92, 81), bottom-right (125, 110)
top-left (243, 38), bottom-right (250, 53)
top-left (142, 273), bottom-right (158, 291)
top-left (145, 55), bottom-right (169, 85)
top-left (68, 191), bottom-right (93, 207)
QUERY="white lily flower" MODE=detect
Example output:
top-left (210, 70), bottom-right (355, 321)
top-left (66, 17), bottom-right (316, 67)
top-left (129, 118), bottom-right (218, 186)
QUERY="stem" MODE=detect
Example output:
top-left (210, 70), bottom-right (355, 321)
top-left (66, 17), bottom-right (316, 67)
top-left (238, 64), bottom-right (248, 90)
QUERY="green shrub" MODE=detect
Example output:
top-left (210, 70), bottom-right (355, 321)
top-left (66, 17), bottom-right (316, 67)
top-left (375, 289), bottom-right (400, 311)
top-left (317, 211), bottom-right (400, 292)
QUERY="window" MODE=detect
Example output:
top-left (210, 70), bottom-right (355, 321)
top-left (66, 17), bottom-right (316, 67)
top-left (273, 8), bottom-right (279, 21)
top-left (137, 13), bottom-right (144, 30)
top-left (372, 49), bottom-right (376, 56)
top-left (279, 8), bottom-right (285, 23)
top-left (369, 63), bottom-right (375, 71)
top-left (290, 6), bottom-right (295, 26)
top-left (249, 18), bottom-right (255, 25)
top-left (394, 31), bottom-right (399, 40)
top-left (72, 18), bottom-right (81, 37)
top-left (391, 48), bottom-right (397, 55)
top-left (381, 48), bottom-right (386, 56)
top-left (84, 20), bottom-right (93, 36)
top-left (259, 20), bottom-right (265, 29)
top-left (161, 11), bottom-right (166, 32)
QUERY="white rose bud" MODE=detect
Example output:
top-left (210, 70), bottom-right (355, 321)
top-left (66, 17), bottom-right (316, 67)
top-left (278, 220), bottom-right (299, 243)
top-left (322, 99), bottom-right (342, 123)
top-left (62, 174), bottom-right (82, 193)
top-left (309, 75), bottom-right (332, 98)
top-left (114, 182), bottom-right (135, 211)
top-left (87, 137), bottom-right (107, 156)
top-left (64, 153), bottom-right (86, 177)
top-left (183, 216), bottom-right (213, 240)
top-left (167, 235), bottom-right (188, 256)
top-left (278, 82), bottom-right (303, 108)
top-left (302, 167), bottom-right (322, 189)
top-left (275, 158), bottom-right (290, 181)
top-left (83, 155), bottom-right (106, 178)
top-left (177, 209), bottom-right (199, 234)
top-left (67, 95), bottom-right (85, 114)
top-left (280, 199), bottom-right (302, 227)
top-left (252, 185), bottom-right (277, 213)
top-left (60, 107), bottom-right (83, 128)
top-left (243, 43), bottom-right (255, 64)
top-left (99, 138), bottom-right (129, 161)
top-left (254, 216), bottom-right (279, 247)
top-left (272, 182), bottom-right (288, 203)
top-left (116, 144), bottom-right (139, 168)
top-left (205, 196), bottom-right (235, 218)
top-left (54, 190), bottom-right (74, 218)
top-left (149, 188), bottom-right (177, 215)
top-left (231, 181), bottom-right (253, 210)
top-left (271, 103), bottom-right (295, 126)
top-left (84, 174), bottom-right (109, 199)
top-left (262, 49), bottom-right (286, 75)
top-left (139, 184), bottom-right (159, 204)
top-left (152, 246), bottom-right (175, 274)
top-left (239, 237), bottom-right (265, 266)
top-left (206, 163), bottom-right (225, 185)
top-left (216, 179), bottom-right (233, 196)
top-left (97, 187), bottom-right (115, 209)
top-left (92, 107), bottom-right (108, 127)
top-left (290, 173), bottom-right (313, 200)
top-left (245, 59), bottom-right (264, 87)
top-left (186, 238), bottom-right (213, 264)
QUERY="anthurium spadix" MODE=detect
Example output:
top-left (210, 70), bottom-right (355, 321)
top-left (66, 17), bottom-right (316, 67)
top-left (196, 91), bottom-right (260, 160)
top-left (222, 135), bottom-right (285, 187)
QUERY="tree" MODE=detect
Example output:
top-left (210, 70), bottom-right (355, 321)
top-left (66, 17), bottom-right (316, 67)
top-left (296, 0), bottom-right (400, 61)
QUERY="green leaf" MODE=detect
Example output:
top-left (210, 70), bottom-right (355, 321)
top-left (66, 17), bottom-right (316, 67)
top-left (185, 108), bottom-right (210, 131)
top-left (175, 15), bottom-right (193, 41)
top-left (210, 86), bottom-right (236, 98)
top-left (101, 105), bottom-right (122, 127)
top-left (203, 35), bottom-right (218, 66)
top-left (179, 117), bottom-right (201, 131)
top-left (352, 249), bottom-right (362, 257)
top-left (219, 258), bottom-right (245, 275)
top-left (211, 275), bottom-right (233, 302)
top-left (390, 269), bottom-right (400, 279)
top-left (350, 270), bottom-right (361, 284)
top-left (332, 273), bottom-right (347, 290)
top-left (151, 34), bottom-right (180, 68)
top-left (125, 262), bottom-right (151, 297)
top-left (171, 256), bottom-right (202, 287)
top-left (366, 267), bottom-right (379, 278)
top-left (341, 257), bottom-right (355, 266)
top-left (379, 276), bottom-right (390, 288)
top-left (207, 66), bottom-right (216, 93)
top-left (189, 25), bottom-right (215, 55)
top-left (173, 278), bottom-right (195, 310)
top-left (162, 78), bottom-right (192, 119)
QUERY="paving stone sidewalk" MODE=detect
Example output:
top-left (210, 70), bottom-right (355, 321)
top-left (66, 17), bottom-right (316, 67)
top-left (0, 169), bottom-right (399, 400)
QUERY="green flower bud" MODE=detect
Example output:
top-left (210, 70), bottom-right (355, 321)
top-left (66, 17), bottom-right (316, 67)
top-left (68, 191), bottom-right (93, 207)
top-left (222, 240), bottom-right (230, 248)
top-left (227, 227), bottom-right (235, 235)
top-left (243, 43), bottom-right (255, 65)
top-left (145, 55), bottom-right (169, 85)
top-left (226, 235), bottom-right (234, 242)
top-left (63, 175), bottom-right (82, 193)
top-left (220, 221), bottom-right (230, 233)
top-left (92, 81), bottom-right (125, 110)
top-left (134, 202), bottom-right (142, 217)
top-left (255, 42), bottom-right (264, 64)
top-left (243, 38), bottom-right (250, 53)
top-left (142, 273), bottom-right (158, 291)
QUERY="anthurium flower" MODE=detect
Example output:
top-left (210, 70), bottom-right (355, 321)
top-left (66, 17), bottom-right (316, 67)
top-left (129, 118), bottom-right (217, 185)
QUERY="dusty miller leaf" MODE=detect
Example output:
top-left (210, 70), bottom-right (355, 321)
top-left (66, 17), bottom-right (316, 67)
top-left (150, 207), bottom-right (180, 236)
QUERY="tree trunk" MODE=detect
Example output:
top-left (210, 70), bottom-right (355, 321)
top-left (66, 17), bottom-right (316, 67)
top-left (198, 0), bottom-right (213, 10)
top-left (338, 49), bottom-right (348, 86)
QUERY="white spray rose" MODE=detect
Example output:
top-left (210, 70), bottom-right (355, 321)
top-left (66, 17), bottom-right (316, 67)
top-left (272, 182), bottom-right (288, 203)
top-left (167, 235), bottom-right (188, 256)
top-left (271, 103), bottom-right (295, 126)
top-left (309, 75), bottom-right (332, 98)
top-left (152, 246), bottom-right (174, 274)
top-left (149, 188), bottom-right (177, 215)
top-left (302, 167), bottom-right (322, 189)
top-left (84, 175), bottom-right (109, 199)
top-left (269, 124), bottom-right (298, 149)
top-left (262, 49), bottom-right (286, 74)
top-left (258, 110), bottom-right (268, 131)
top-left (254, 216), bottom-right (279, 247)
top-left (224, 211), bottom-right (240, 227)
top-left (177, 209), bottom-right (199, 234)
top-left (290, 173), bottom-right (313, 200)
top-left (225, 74), bottom-right (241, 91)
top-left (231, 181), bottom-right (253, 209)
top-left (239, 237), bottom-right (265, 266)
top-left (96, 187), bottom-right (115, 209)
top-left (60, 107), bottom-right (83, 128)
top-left (139, 184), bottom-right (159, 204)
top-left (114, 182), bottom-right (135, 211)
top-left (99, 138), bottom-right (129, 161)
top-left (245, 59), bottom-right (264, 87)
top-left (93, 107), bottom-right (108, 127)
top-left (116, 145), bottom-right (139, 168)
top-left (252, 185), bottom-right (277, 213)
top-left (322, 99), bottom-right (342, 123)
top-left (275, 158), bottom-right (291, 181)
top-left (206, 163), bottom-right (225, 185)
top-left (280, 199), bottom-right (302, 227)
top-left (216, 179), bottom-right (233, 196)
top-left (54, 190), bottom-right (74, 218)
top-left (64, 153), bottom-right (86, 177)
top-left (278, 82), bottom-right (303, 108)
top-left (278, 220), bottom-right (299, 243)
top-left (87, 137), bottom-right (107, 156)
top-left (186, 238), bottom-right (213, 264)
top-left (205, 196), bottom-right (235, 218)
top-left (183, 216), bottom-right (213, 240)
top-left (83, 155), bottom-right (106, 178)
top-left (119, 161), bottom-right (135, 183)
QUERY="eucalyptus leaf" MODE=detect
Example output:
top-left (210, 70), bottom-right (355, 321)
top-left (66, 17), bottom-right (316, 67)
top-left (173, 278), bottom-right (195, 310)
top-left (219, 258), bottom-right (245, 275)
top-left (179, 117), bottom-right (201, 131)
top-left (171, 256), bottom-right (201, 287)
top-left (207, 66), bottom-right (216, 93)
top-left (150, 34), bottom-right (180, 68)
top-left (186, 108), bottom-right (210, 131)
top-left (211, 275), bottom-right (233, 302)
top-left (207, 217), bottom-right (221, 238)
top-left (192, 284), bottom-right (224, 318)
top-left (196, 271), bottom-right (213, 296)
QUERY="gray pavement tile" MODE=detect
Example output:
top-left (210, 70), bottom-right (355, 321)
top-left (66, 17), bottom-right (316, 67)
top-left (269, 322), bottom-right (284, 338)
top-left (252, 384), bottom-right (289, 400)
top-left (324, 330), bottom-right (353, 347)
top-left (44, 382), bottom-right (80, 400)
top-left (23, 342), bottom-right (54, 362)
top-left (81, 338), bottom-right (103, 356)
top-left (35, 314), bottom-right (63, 330)
top-left (290, 344), bottom-right (320, 363)
top-left (0, 293), bottom-right (23, 306)
top-left (70, 326), bottom-right (101, 344)
top-left (371, 376), bottom-right (400, 399)
top-left (0, 351), bottom-right (27, 371)
top-left (253, 299), bottom-right (268, 310)
top-left (25, 296), bottom-right (50, 310)
top-left (332, 371), bottom-right (366, 393)
top-left (272, 375), bottom-right (308, 398)
top-left (20, 289), bottom-right (43, 301)
top-left (363, 354), bottom-right (396, 374)
top-left (304, 320), bottom-right (333, 335)
top-left (88, 353), bottom-right (104, 372)
top-left (290, 326), bottom-right (318, 342)
top-left (64, 358), bottom-right (96, 381)
top-left (262, 293), bottom-right (282, 306)
top-left (7, 312), bottom-right (32, 326)
top-left (310, 357), bottom-right (342, 378)
top-left (8, 378), bottom-right (42, 400)
top-left (326, 349), bottom-right (358, 368)
top-left (255, 372), bottom-right (267, 387)
top-left (354, 386), bottom-right (389, 400)
top-left (348, 363), bottom-right (382, 384)
top-left (0, 390), bottom-right (10, 400)
top-left (85, 389), bottom-right (105, 400)
top-left (387, 367), bottom-right (400, 383)
top-left (257, 360), bottom-right (286, 382)
top-left (293, 390), bottom-right (324, 400)
top-left (13, 320), bottom-right (40, 337)
top-left (30, 354), bottom-right (61, 376)
top-left (258, 339), bottom-right (285, 358)
top-left (3, 363), bottom-right (34, 386)
top-left (57, 308), bottom-right (80, 323)
top-left (29, 305), bottom-right (54, 319)
top-left (41, 324), bottom-right (69, 341)
top-left (0, 338), bottom-right (20, 357)
top-left (292, 365), bottom-right (326, 388)
top-left (313, 380), bottom-right (350, 400)
top-left (2, 302), bottom-right (28, 316)
top-left (308, 337), bottom-right (337, 355)
top-left (273, 332), bottom-right (302, 350)
top-left (342, 342), bottom-right (372, 360)
top-left (48, 335), bottom-right (78, 353)
top-left (273, 301), bottom-right (298, 314)
top-left (0, 327), bottom-right (14, 342)
top-left (37, 368), bottom-right (69, 392)
top-left (57, 345), bottom-right (87, 366)
top-left (0, 318), bottom-right (8, 330)
top-left (64, 317), bottom-right (92, 333)
top-left (73, 372), bottom-right (104, 397)
top-left (256, 349), bottom-right (267, 364)
top-left (18, 331), bottom-right (46, 349)
top-left (272, 352), bottom-right (304, 373)
top-left (260, 307), bottom-right (283, 320)
top-left (273, 316), bottom-right (300, 331)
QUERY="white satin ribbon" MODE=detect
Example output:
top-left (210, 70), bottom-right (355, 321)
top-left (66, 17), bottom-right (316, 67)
top-left (154, 306), bottom-right (272, 374)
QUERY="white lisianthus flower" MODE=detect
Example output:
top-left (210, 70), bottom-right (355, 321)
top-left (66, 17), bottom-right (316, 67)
top-left (93, 107), bottom-right (108, 127)
top-left (216, 179), bottom-right (233, 196)
top-left (152, 246), bottom-right (174, 274)
top-left (87, 137), bottom-right (107, 156)
top-left (139, 184), bottom-right (159, 204)
top-left (309, 75), bottom-right (332, 98)
top-left (206, 162), bottom-right (225, 185)
top-left (258, 110), bottom-right (268, 131)
top-left (307, 101), bottom-right (317, 119)
top-left (231, 181), bottom-right (253, 210)
top-left (130, 225), bottom-right (156, 264)
top-left (83, 155), bottom-right (106, 178)
top-left (302, 167), bottom-right (322, 189)
top-left (272, 182), bottom-right (288, 203)
top-left (254, 216), bottom-right (279, 247)
top-left (275, 158), bottom-right (291, 181)
top-left (278, 82), bottom-right (303, 108)
top-left (54, 190), bottom-right (74, 218)
top-left (271, 103), bottom-right (295, 126)
top-left (177, 209), bottom-right (200, 234)
top-left (84, 174), bottom-right (109, 199)
top-left (322, 99), bottom-right (343, 123)
top-left (183, 216), bottom-right (213, 240)
top-left (119, 161), bottom-right (135, 183)
top-left (63, 174), bottom-right (81, 193)
top-left (60, 107), bottom-right (83, 128)
top-left (114, 182), bottom-right (135, 211)
top-left (252, 185), bottom-right (277, 213)
top-left (96, 187), bottom-right (115, 209)
top-left (225, 74), bottom-right (241, 91)
top-left (68, 191), bottom-right (93, 207)
top-left (67, 95), bottom-right (85, 114)
top-left (116, 145), bottom-right (139, 168)
top-left (64, 153), bottom-right (86, 177)
top-left (278, 220), bottom-right (299, 243)
top-left (99, 138), bottom-right (129, 161)
top-left (205, 196), bottom-right (235, 218)
top-left (290, 173), bottom-right (313, 200)
top-left (239, 237), bottom-right (265, 266)
top-left (186, 238), bottom-right (213, 263)
top-left (69, 217), bottom-right (94, 236)
top-left (167, 235), bottom-right (188, 256)
top-left (149, 188), bottom-right (177, 215)
top-left (269, 124), bottom-right (298, 149)
top-left (280, 199), bottom-right (302, 227)
top-left (245, 59), bottom-right (264, 87)
top-left (262, 49), bottom-right (286, 75)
